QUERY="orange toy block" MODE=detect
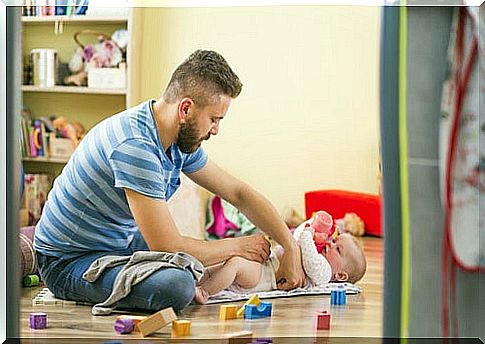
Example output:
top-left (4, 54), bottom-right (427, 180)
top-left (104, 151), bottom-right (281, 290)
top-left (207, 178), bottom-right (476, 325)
top-left (138, 307), bottom-right (177, 337)
top-left (171, 320), bottom-right (191, 337)
top-left (314, 310), bottom-right (331, 330)
top-left (236, 294), bottom-right (261, 318)
top-left (219, 304), bottom-right (238, 320)
top-left (116, 315), bottom-right (148, 332)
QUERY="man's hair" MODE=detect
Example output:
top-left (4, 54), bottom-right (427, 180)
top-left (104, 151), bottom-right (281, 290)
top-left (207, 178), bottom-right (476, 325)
top-left (346, 236), bottom-right (367, 284)
top-left (163, 50), bottom-right (243, 107)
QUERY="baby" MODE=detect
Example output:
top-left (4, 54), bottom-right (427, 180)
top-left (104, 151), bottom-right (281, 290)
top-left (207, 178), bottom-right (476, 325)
top-left (194, 214), bottom-right (367, 304)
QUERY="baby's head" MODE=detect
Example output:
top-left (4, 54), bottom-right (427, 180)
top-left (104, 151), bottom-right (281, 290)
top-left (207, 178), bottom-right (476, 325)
top-left (322, 233), bottom-right (367, 283)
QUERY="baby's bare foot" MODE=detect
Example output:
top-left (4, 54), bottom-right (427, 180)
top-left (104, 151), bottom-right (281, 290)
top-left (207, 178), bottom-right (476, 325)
top-left (194, 286), bottom-right (210, 305)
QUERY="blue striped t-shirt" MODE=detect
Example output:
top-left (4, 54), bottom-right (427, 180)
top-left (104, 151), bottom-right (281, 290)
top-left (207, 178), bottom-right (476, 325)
top-left (34, 100), bottom-right (208, 257)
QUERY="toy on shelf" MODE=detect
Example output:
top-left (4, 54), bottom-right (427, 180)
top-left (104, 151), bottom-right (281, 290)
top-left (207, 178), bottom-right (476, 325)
top-left (137, 307), bottom-right (177, 337)
top-left (314, 310), bottom-right (331, 330)
top-left (171, 320), bottom-right (191, 337)
top-left (220, 304), bottom-right (238, 320)
top-left (52, 117), bottom-right (85, 147)
top-left (114, 318), bottom-right (134, 334)
top-left (330, 288), bottom-right (346, 305)
top-left (335, 212), bottom-right (365, 237)
top-left (29, 312), bottom-right (47, 329)
top-left (244, 302), bottom-right (272, 319)
top-left (236, 294), bottom-right (261, 318)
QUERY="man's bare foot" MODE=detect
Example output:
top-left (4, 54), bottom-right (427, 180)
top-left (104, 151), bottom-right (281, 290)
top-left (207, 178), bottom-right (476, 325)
top-left (194, 286), bottom-right (210, 305)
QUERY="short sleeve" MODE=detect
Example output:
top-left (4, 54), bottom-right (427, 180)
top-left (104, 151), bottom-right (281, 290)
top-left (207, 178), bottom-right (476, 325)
top-left (109, 139), bottom-right (166, 199)
top-left (182, 147), bottom-right (208, 173)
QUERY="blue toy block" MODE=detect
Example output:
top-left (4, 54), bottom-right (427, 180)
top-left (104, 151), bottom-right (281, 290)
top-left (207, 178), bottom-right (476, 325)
top-left (244, 302), bottom-right (272, 319)
top-left (330, 289), bottom-right (346, 305)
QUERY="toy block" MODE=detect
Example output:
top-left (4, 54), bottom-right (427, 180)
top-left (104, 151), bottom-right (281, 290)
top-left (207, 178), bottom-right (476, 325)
top-left (138, 307), bottom-right (177, 337)
top-left (29, 312), bottom-right (47, 329)
top-left (171, 319), bottom-right (191, 337)
top-left (23, 274), bottom-right (39, 287)
top-left (237, 294), bottom-right (261, 318)
top-left (330, 289), bottom-right (346, 305)
top-left (244, 302), bottom-right (272, 319)
top-left (114, 318), bottom-right (134, 334)
top-left (222, 330), bottom-right (253, 344)
top-left (220, 304), bottom-right (238, 320)
top-left (314, 310), bottom-right (331, 330)
top-left (116, 315), bottom-right (148, 332)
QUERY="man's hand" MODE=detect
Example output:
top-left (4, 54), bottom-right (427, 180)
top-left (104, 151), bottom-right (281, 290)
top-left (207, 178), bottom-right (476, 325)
top-left (234, 234), bottom-right (270, 263)
top-left (275, 244), bottom-right (305, 290)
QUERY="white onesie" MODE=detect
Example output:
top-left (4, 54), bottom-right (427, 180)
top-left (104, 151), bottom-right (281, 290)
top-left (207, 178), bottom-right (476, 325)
top-left (229, 222), bottom-right (332, 293)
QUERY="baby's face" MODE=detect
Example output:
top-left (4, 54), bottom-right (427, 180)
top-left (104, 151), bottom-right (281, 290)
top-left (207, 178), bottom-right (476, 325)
top-left (321, 233), bottom-right (359, 275)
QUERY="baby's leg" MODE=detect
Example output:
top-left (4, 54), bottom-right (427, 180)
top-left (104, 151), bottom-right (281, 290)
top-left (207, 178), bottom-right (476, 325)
top-left (195, 257), bottom-right (262, 304)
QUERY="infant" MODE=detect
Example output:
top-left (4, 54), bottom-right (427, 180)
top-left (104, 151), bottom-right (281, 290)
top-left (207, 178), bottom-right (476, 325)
top-left (194, 214), bottom-right (367, 304)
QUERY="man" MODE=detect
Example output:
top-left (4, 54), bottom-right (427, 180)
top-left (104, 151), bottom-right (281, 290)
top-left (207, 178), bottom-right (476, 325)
top-left (34, 50), bottom-right (304, 312)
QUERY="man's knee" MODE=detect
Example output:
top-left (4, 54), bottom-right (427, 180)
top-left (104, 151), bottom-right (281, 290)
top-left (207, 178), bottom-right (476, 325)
top-left (144, 268), bottom-right (196, 312)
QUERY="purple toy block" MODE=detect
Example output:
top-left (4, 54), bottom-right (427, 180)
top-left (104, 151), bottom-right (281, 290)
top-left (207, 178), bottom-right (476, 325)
top-left (29, 312), bottom-right (47, 329)
top-left (114, 318), bottom-right (135, 334)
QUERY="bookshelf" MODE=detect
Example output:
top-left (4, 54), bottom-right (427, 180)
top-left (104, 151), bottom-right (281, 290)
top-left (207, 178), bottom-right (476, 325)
top-left (20, 9), bottom-right (137, 226)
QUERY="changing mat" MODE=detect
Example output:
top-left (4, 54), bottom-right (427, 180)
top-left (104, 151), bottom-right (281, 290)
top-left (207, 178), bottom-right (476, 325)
top-left (206, 282), bottom-right (361, 304)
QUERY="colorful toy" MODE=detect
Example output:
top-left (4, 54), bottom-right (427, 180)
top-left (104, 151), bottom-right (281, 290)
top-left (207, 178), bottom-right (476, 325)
top-left (223, 330), bottom-right (253, 344)
top-left (29, 312), bottom-right (47, 329)
top-left (115, 315), bottom-right (147, 332)
top-left (314, 310), bottom-right (331, 330)
top-left (138, 307), bottom-right (177, 337)
top-left (330, 288), bottom-right (346, 305)
top-left (237, 294), bottom-right (261, 318)
top-left (220, 304), bottom-right (238, 320)
top-left (335, 212), bottom-right (365, 237)
top-left (23, 274), bottom-right (39, 287)
top-left (244, 302), bottom-right (272, 319)
top-left (171, 320), bottom-right (191, 337)
top-left (114, 318), bottom-right (134, 334)
top-left (310, 210), bottom-right (339, 253)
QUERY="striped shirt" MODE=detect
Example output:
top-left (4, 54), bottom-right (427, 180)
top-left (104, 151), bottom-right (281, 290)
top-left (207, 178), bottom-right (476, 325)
top-left (34, 100), bottom-right (208, 257)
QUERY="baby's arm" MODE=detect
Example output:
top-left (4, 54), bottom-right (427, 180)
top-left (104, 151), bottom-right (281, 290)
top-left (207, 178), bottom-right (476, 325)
top-left (298, 228), bottom-right (332, 286)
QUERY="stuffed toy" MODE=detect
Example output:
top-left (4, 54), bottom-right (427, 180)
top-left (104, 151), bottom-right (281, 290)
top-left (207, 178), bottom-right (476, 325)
top-left (65, 29), bottom-right (127, 86)
top-left (335, 212), bottom-right (365, 237)
top-left (52, 117), bottom-right (85, 147)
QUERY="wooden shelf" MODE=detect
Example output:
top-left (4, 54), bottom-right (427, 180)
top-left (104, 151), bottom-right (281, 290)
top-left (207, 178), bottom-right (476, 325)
top-left (23, 156), bottom-right (70, 164)
top-left (21, 15), bottom-right (128, 24)
top-left (22, 85), bottom-right (126, 95)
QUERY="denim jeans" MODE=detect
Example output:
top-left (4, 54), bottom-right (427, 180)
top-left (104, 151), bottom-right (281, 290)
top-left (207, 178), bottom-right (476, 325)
top-left (36, 231), bottom-right (196, 312)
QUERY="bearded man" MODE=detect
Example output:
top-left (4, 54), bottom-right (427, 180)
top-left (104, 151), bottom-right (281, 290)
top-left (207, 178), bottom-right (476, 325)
top-left (34, 50), bottom-right (304, 312)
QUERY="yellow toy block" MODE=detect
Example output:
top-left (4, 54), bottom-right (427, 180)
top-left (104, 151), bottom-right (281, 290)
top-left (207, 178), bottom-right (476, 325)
top-left (171, 320), bottom-right (191, 337)
top-left (219, 304), bottom-right (238, 320)
top-left (236, 294), bottom-right (261, 318)
top-left (116, 315), bottom-right (148, 332)
top-left (138, 307), bottom-right (177, 337)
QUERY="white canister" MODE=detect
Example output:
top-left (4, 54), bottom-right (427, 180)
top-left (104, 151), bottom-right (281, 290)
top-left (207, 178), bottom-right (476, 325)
top-left (30, 49), bottom-right (58, 87)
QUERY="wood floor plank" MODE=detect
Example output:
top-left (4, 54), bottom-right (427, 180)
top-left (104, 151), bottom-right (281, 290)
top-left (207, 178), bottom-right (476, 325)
top-left (20, 237), bottom-right (383, 339)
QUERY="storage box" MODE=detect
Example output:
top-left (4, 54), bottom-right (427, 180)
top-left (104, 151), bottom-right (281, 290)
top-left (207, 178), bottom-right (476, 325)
top-left (87, 67), bottom-right (126, 89)
top-left (49, 134), bottom-right (75, 159)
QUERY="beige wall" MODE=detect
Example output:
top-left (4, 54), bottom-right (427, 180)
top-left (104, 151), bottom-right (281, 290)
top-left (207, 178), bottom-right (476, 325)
top-left (134, 6), bottom-right (381, 216)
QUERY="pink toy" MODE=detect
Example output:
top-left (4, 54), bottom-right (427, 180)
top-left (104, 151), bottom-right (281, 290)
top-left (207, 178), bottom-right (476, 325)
top-left (29, 312), bottom-right (47, 329)
top-left (114, 318), bottom-right (135, 334)
top-left (310, 211), bottom-right (338, 253)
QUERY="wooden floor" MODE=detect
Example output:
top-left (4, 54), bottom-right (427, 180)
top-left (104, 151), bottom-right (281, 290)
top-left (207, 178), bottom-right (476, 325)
top-left (19, 237), bottom-right (383, 341)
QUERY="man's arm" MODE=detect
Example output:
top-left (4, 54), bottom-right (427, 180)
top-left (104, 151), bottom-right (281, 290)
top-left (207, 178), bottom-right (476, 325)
top-left (125, 188), bottom-right (269, 266)
top-left (186, 159), bottom-right (305, 290)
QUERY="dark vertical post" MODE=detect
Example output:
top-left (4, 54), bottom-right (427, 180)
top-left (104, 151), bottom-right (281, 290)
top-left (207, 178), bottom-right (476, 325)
top-left (380, 6), bottom-right (403, 338)
top-left (6, 5), bottom-right (22, 339)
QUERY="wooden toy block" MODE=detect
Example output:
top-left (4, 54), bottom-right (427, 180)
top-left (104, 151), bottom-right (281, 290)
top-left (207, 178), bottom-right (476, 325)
top-left (237, 294), bottom-right (261, 318)
top-left (138, 307), bottom-right (177, 337)
top-left (314, 310), bottom-right (331, 330)
top-left (330, 289), bottom-right (346, 305)
top-left (222, 330), bottom-right (253, 344)
top-left (29, 312), bottom-right (47, 329)
top-left (171, 320), bottom-right (191, 337)
top-left (114, 318), bottom-right (134, 334)
top-left (244, 302), bottom-right (272, 319)
top-left (116, 315), bottom-right (148, 332)
top-left (219, 304), bottom-right (238, 320)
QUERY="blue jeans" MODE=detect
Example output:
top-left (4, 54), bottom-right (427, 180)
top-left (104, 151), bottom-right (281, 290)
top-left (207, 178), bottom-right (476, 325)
top-left (36, 231), bottom-right (196, 312)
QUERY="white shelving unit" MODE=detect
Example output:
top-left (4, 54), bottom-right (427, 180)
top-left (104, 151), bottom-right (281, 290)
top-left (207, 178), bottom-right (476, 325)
top-left (22, 85), bottom-right (126, 95)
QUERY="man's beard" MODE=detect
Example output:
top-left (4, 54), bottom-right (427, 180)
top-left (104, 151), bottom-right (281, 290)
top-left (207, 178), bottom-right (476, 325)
top-left (176, 118), bottom-right (210, 154)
